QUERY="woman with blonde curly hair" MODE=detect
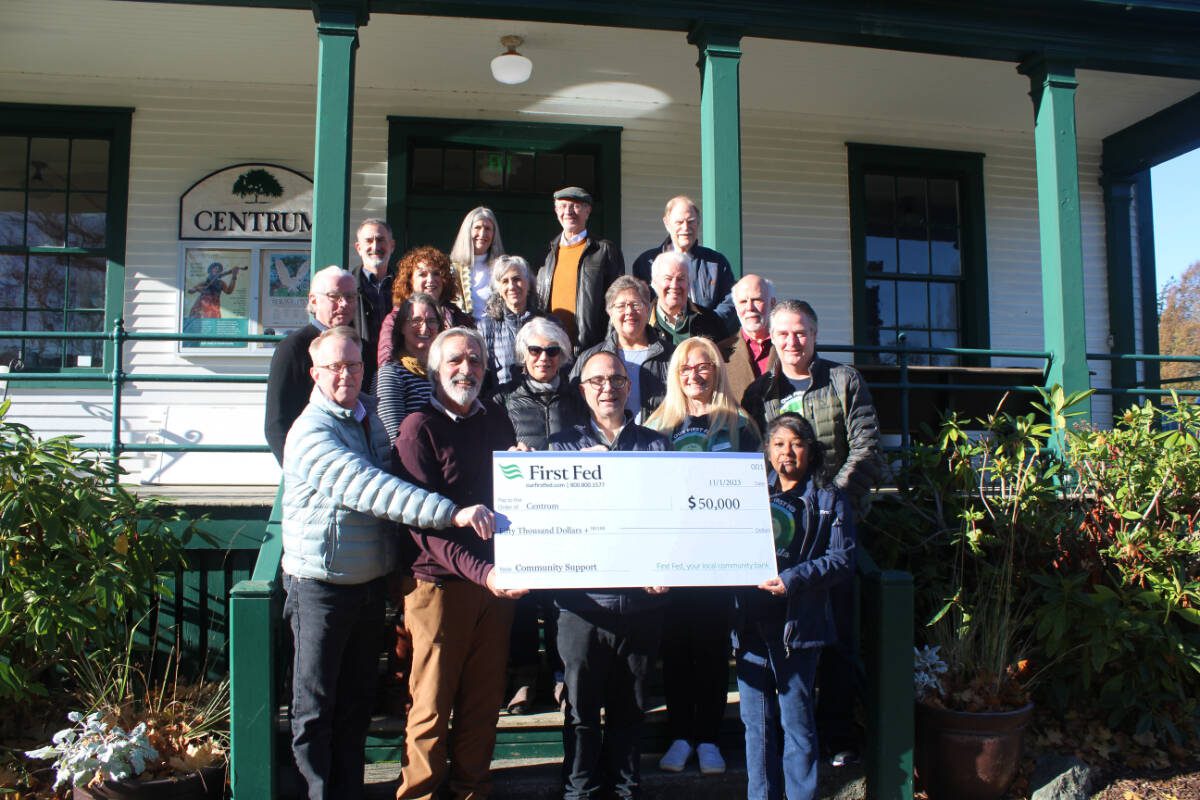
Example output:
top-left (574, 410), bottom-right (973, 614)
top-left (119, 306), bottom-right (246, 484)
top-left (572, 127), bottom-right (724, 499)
top-left (376, 246), bottom-right (473, 365)
top-left (644, 335), bottom-right (761, 777)
top-left (448, 206), bottom-right (506, 322)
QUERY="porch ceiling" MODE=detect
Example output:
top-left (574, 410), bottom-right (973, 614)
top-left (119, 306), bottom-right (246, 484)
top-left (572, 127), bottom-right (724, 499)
top-left (3, 0), bottom-right (1199, 141)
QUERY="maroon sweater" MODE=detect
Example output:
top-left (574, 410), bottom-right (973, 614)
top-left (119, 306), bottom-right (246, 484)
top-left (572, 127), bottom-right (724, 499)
top-left (395, 398), bottom-right (516, 586)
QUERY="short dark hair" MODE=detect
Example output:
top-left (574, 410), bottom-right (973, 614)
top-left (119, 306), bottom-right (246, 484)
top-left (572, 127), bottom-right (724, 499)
top-left (770, 299), bottom-right (818, 330)
top-left (764, 412), bottom-right (823, 472)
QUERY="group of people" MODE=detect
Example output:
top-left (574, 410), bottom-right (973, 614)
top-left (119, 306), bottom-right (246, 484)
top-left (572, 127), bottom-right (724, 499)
top-left (265, 187), bottom-right (882, 800)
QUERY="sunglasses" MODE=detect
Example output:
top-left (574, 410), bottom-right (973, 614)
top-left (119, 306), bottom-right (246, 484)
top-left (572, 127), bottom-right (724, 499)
top-left (527, 345), bottom-right (563, 359)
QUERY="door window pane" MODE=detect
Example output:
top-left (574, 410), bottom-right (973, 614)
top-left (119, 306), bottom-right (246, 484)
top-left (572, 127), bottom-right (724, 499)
top-left (535, 153), bottom-right (563, 194)
top-left (506, 152), bottom-right (534, 192)
top-left (442, 149), bottom-right (472, 190)
top-left (564, 154), bottom-right (594, 194)
top-left (411, 148), bottom-right (442, 190)
top-left (476, 150), bottom-right (505, 190)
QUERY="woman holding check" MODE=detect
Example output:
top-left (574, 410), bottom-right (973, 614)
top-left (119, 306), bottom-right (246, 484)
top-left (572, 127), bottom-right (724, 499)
top-left (645, 336), bottom-right (761, 776)
top-left (734, 412), bottom-right (856, 800)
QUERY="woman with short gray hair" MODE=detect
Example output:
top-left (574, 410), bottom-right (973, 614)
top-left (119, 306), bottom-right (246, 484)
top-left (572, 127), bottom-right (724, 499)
top-left (479, 255), bottom-right (543, 388)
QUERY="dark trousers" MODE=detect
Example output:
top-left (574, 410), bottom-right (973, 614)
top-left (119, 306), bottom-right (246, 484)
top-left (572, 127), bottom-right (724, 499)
top-left (816, 579), bottom-right (860, 752)
top-left (557, 606), bottom-right (663, 800)
top-left (660, 588), bottom-right (732, 743)
top-left (283, 573), bottom-right (387, 800)
top-left (509, 590), bottom-right (560, 671)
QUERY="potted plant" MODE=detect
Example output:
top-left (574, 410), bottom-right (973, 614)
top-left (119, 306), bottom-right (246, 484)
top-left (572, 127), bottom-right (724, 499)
top-left (24, 627), bottom-right (229, 799)
top-left (870, 387), bottom-right (1090, 799)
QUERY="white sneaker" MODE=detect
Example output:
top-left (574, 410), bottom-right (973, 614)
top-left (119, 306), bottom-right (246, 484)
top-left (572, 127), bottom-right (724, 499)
top-left (696, 742), bottom-right (726, 775)
top-left (658, 739), bottom-right (693, 773)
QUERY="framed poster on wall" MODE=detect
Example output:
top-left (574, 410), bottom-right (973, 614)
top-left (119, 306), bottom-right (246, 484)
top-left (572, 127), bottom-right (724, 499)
top-left (261, 249), bottom-right (311, 336)
top-left (181, 247), bottom-right (252, 349)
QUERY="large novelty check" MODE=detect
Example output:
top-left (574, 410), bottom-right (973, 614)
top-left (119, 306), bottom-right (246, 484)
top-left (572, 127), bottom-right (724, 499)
top-left (490, 450), bottom-right (777, 590)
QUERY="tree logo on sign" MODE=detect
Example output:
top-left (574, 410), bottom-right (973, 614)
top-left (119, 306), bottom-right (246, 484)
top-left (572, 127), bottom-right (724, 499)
top-left (232, 168), bottom-right (284, 204)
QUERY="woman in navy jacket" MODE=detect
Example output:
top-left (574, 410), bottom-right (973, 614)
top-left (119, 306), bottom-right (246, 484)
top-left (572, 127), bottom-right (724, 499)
top-left (734, 412), bottom-right (856, 800)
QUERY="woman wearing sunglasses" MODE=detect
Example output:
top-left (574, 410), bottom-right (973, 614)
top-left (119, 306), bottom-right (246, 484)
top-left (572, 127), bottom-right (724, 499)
top-left (492, 316), bottom-right (585, 714)
top-left (644, 335), bottom-right (761, 776)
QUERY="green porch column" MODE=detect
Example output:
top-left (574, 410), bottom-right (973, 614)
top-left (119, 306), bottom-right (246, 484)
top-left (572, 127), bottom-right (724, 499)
top-left (1018, 56), bottom-right (1092, 418)
top-left (1102, 177), bottom-right (1137, 410)
top-left (688, 24), bottom-right (743, 277)
top-left (310, 1), bottom-right (367, 271)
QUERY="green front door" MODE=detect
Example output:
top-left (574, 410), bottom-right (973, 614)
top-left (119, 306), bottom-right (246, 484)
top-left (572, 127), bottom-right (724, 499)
top-left (386, 118), bottom-right (622, 269)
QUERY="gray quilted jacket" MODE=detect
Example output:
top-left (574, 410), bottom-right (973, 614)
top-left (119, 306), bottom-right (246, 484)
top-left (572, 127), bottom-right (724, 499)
top-left (281, 387), bottom-right (457, 584)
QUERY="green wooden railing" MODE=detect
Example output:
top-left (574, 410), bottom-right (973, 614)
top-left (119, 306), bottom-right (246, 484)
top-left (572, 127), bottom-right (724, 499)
top-left (4, 322), bottom-right (1197, 800)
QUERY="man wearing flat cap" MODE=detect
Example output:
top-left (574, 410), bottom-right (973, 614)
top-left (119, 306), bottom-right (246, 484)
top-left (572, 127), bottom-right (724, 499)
top-left (535, 187), bottom-right (625, 351)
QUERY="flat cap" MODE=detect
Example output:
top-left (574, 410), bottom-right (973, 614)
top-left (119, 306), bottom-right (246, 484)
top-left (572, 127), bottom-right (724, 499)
top-left (553, 186), bottom-right (593, 204)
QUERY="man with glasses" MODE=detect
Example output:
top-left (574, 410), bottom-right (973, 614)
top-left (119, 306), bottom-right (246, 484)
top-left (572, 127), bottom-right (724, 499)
top-left (536, 186), bottom-right (624, 351)
top-left (632, 196), bottom-right (738, 334)
top-left (647, 251), bottom-right (725, 346)
top-left (265, 265), bottom-right (359, 464)
top-left (281, 325), bottom-right (498, 800)
top-left (550, 351), bottom-right (669, 800)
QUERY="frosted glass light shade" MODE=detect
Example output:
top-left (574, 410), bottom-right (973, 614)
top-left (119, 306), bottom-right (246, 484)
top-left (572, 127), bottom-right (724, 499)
top-left (491, 52), bottom-right (532, 85)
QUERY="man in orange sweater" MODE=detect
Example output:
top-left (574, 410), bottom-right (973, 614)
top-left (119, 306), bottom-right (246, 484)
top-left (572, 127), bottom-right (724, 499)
top-left (535, 186), bottom-right (624, 351)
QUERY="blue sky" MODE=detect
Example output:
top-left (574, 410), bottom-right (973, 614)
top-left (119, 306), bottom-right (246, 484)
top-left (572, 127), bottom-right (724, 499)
top-left (1152, 148), bottom-right (1200, 293)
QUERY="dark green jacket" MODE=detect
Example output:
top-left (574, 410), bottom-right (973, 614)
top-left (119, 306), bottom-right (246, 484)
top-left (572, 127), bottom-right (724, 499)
top-left (741, 356), bottom-right (882, 503)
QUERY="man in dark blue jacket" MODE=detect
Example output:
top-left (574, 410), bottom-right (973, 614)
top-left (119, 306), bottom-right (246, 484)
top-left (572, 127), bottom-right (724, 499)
top-left (631, 196), bottom-right (737, 334)
top-left (549, 350), bottom-right (669, 800)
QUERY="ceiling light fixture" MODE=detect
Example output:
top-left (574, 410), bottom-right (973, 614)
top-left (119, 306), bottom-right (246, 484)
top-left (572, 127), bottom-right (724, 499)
top-left (491, 35), bottom-right (533, 85)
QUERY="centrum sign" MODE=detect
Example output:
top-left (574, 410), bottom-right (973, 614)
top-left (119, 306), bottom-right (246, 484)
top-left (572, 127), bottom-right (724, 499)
top-left (179, 163), bottom-right (313, 241)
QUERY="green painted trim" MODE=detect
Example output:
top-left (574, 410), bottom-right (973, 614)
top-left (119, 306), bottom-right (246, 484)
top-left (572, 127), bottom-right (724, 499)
top-left (1102, 178), bottom-right (1137, 411)
top-left (386, 117), bottom-right (622, 253)
top-left (310, 2), bottom-right (363, 271)
top-left (1102, 91), bottom-right (1200, 177)
top-left (1134, 171), bottom-right (1161, 393)
top-left (120, 1), bottom-right (1200, 77)
top-left (1018, 56), bottom-right (1092, 418)
top-left (0, 103), bottom-right (132, 373)
top-left (690, 25), bottom-right (744, 277)
top-left (846, 143), bottom-right (991, 362)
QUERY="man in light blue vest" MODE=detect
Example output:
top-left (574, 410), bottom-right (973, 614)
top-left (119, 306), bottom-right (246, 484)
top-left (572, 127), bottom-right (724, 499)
top-left (280, 325), bottom-right (496, 800)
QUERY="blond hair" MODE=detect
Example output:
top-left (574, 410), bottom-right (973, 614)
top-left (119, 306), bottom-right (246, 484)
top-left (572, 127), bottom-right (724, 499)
top-left (644, 336), bottom-right (754, 447)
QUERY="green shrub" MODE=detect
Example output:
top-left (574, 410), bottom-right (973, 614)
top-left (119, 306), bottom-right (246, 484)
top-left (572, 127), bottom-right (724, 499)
top-left (0, 399), bottom-right (191, 701)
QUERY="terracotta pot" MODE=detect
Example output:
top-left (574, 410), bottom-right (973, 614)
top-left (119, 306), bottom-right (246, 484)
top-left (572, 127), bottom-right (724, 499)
top-left (72, 765), bottom-right (226, 800)
top-left (914, 701), bottom-right (1033, 800)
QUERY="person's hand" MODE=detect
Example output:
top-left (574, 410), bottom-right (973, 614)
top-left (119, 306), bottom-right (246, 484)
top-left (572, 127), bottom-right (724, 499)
top-left (508, 442), bottom-right (532, 452)
top-left (486, 568), bottom-right (529, 599)
top-left (758, 576), bottom-right (786, 597)
top-left (644, 586), bottom-right (669, 595)
top-left (453, 504), bottom-right (495, 540)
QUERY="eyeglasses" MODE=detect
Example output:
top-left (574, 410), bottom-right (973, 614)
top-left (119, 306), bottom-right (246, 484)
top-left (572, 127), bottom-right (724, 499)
top-left (319, 291), bottom-right (357, 305)
top-left (527, 345), bottom-right (563, 359)
top-left (610, 301), bottom-right (645, 314)
top-left (581, 374), bottom-right (630, 390)
top-left (314, 361), bottom-right (363, 375)
top-left (404, 316), bottom-right (440, 329)
top-left (679, 362), bottom-right (716, 377)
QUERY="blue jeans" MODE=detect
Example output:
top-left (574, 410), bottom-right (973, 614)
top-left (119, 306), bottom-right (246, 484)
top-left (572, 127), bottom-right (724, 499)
top-left (735, 624), bottom-right (821, 800)
top-left (283, 574), bottom-right (386, 800)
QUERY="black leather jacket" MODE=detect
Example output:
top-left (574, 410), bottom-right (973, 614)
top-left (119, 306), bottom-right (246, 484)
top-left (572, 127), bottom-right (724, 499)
top-left (535, 235), bottom-right (625, 351)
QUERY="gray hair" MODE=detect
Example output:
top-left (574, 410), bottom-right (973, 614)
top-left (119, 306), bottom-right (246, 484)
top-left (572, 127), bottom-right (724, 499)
top-left (650, 250), bottom-right (689, 283)
top-left (732, 273), bottom-right (776, 303)
top-left (770, 299), bottom-right (819, 331)
top-left (515, 317), bottom-right (574, 366)
top-left (448, 206), bottom-right (505, 267)
top-left (311, 265), bottom-right (355, 294)
top-left (356, 218), bottom-right (392, 238)
top-left (663, 195), bottom-right (699, 218)
top-left (307, 325), bottom-right (361, 360)
top-left (604, 275), bottom-right (652, 310)
top-left (483, 255), bottom-right (535, 319)
top-left (426, 326), bottom-right (488, 382)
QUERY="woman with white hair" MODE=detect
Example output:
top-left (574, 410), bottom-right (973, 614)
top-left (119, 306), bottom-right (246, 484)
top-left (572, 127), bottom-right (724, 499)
top-left (645, 335), bottom-right (761, 776)
top-left (492, 316), bottom-right (584, 714)
top-left (479, 255), bottom-right (542, 388)
top-left (449, 206), bottom-right (506, 322)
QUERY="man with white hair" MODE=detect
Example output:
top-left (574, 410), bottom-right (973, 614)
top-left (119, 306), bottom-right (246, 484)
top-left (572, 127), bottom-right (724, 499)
top-left (722, 273), bottom-right (779, 404)
top-left (648, 250), bottom-right (725, 346)
top-left (265, 265), bottom-right (359, 464)
top-left (393, 327), bottom-right (527, 800)
top-left (281, 325), bottom-right (497, 800)
top-left (632, 195), bottom-right (738, 333)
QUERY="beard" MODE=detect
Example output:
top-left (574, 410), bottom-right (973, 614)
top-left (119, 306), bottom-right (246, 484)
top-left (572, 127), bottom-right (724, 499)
top-left (443, 376), bottom-right (480, 409)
